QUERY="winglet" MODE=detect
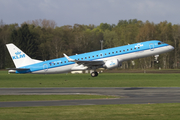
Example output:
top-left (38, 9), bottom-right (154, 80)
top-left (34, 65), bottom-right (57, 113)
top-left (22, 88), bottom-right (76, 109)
top-left (63, 53), bottom-right (76, 62)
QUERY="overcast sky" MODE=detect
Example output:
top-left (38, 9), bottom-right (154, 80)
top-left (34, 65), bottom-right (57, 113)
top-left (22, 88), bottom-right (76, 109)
top-left (0, 0), bottom-right (180, 27)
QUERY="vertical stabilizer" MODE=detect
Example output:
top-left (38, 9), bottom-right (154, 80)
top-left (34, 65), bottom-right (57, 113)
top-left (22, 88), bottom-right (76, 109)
top-left (6, 43), bottom-right (38, 68)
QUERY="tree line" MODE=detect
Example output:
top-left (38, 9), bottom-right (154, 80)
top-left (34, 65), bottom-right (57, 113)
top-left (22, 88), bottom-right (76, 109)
top-left (0, 19), bottom-right (179, 70)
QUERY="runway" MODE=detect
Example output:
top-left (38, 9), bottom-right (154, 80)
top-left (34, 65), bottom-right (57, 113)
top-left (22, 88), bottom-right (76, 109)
top-left (0, 87), bottom-right (180, 107)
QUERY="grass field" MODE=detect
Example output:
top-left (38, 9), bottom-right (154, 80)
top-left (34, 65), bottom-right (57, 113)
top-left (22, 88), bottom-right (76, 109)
top-left (1, 70), bottom-right (180, 120)
top-left (0, 70), bottom-right (180, 87)
top-left (1, 103), bottom-right (180, 120)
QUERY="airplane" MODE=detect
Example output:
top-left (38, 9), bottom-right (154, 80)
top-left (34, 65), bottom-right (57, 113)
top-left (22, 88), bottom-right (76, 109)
top-left (6, 40), bottom-right (174, 77)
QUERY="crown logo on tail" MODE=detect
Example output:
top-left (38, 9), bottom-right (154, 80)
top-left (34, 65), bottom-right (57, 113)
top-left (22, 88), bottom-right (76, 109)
top-left (15, 51), bottom-right (21, 55)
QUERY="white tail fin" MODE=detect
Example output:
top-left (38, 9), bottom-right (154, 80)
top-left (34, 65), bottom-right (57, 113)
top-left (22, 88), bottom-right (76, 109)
top-left (6, 43), bottom-right (42, 68)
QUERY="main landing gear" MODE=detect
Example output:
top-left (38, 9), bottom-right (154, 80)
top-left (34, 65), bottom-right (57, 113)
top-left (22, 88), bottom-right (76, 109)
top-left (91, 71), bottom-right (98, 77)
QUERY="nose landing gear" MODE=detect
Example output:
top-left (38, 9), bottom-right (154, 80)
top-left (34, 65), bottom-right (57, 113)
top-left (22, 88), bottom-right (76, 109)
top-left (154, 55), bottom-right (159, 63)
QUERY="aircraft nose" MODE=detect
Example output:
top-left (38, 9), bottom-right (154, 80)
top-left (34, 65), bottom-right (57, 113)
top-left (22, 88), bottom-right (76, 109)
top-left (168, 45), bottom-right (174, 51)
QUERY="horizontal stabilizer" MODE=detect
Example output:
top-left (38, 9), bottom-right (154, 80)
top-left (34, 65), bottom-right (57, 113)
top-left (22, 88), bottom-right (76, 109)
top-left (7, 68), bottom-right (30, 71)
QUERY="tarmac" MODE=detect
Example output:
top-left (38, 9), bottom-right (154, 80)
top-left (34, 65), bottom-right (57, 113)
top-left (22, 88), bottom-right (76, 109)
top-left (0, 87), bottom-right (180, 107)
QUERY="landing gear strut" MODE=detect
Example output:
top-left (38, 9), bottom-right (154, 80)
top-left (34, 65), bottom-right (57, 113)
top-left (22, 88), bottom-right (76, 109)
top-left (91, 71), bottom-right (98, 77)
top-left (154, 55), bottom-right (159, 63)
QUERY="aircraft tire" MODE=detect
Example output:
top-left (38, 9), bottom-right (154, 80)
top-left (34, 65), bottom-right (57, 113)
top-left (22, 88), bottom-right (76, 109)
top-left (91, 72), bottom-right (98, 77)
top-left (95, 72), bottom-right (98, 76)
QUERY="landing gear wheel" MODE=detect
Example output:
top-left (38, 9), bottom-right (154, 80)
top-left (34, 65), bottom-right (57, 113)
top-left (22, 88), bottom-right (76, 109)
top-left (95, 72), bottom-right (98, 76)
top-left (154, 60), bottom-right (159, 64)
top-left (91, 72), bottom-right (98, 77)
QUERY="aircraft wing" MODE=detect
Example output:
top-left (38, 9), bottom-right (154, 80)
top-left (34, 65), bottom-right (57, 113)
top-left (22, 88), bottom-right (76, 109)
top-left (63, 53), bottom-right (105, 66)
top-left (76, 60), bottom-right (104, 66)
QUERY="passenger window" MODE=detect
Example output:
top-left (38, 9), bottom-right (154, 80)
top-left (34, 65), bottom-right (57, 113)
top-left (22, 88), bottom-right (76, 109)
top-left (96, 55), bottom-right (98, 57)
top-left (112, 52), bottom-right (114, 54)
top-left (127, 49), bottom-right (129, 51)
top-left (105, 53), bottom-right (107, 55)
top-left (109, 53), bottom-right (110, 54)
top-left (123, 50), bottom-right (125, 52)
top-left (131, 48), bottom-right (132, 50)
top-left (64, 61), bottom-right (66, 63)
top-left (85, 57), bottom-right (87, 59)
top-left (138, 47), bottom-right (140, 49)
top-left (116, 51), bottom-right (118, 53)
top-left (134, 48), bottom-right (136, 50)
top-left (120, 50), bottom-right (121, 52)
top-left (89, 56), bottom-right (90, 58)
top-left (81, 58), bottom-right (83, 60)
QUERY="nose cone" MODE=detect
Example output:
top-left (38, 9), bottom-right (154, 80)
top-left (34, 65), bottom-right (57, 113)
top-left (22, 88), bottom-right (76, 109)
top-left (169, 45), bottom-right (174, 51)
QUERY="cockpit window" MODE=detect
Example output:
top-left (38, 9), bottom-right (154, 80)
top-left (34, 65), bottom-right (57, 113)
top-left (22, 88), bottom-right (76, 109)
top-left (158, 42), bottom-right (164, 45)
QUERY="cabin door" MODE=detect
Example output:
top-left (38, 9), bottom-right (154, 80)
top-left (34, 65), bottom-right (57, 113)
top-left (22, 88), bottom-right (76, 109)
top-left (149, 43), bottom-right (154, 51)
top-left (43, 64), bottom-right (48, 73)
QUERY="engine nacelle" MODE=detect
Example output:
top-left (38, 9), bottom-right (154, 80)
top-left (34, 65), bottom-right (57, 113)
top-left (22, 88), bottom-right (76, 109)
top-left (103, 59), bottom-right (121, 69)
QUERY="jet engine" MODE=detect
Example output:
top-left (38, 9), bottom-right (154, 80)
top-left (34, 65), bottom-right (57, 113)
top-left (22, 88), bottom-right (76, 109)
top-left (103, 59), bottom-right (122, 69)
